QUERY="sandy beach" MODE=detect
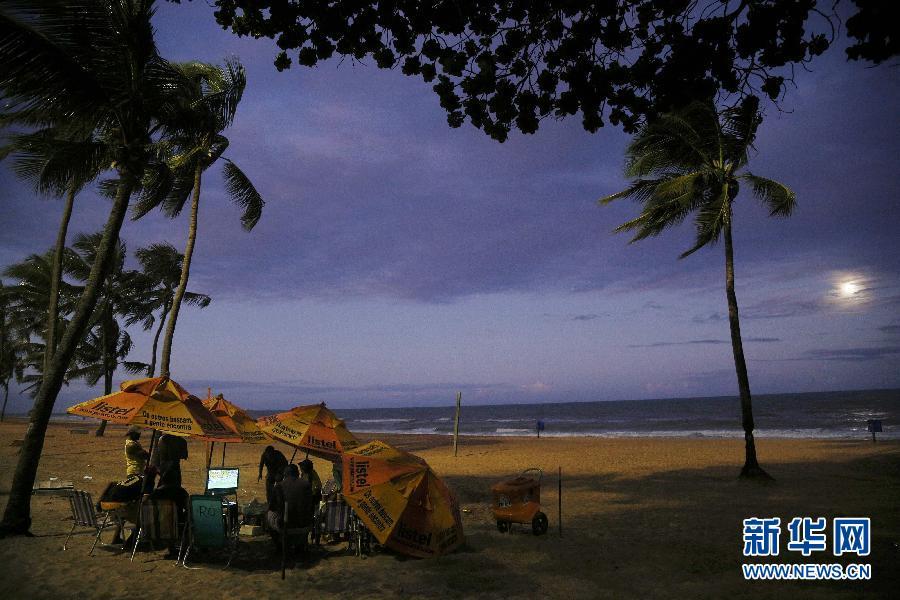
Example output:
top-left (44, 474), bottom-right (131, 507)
top-left (1, 420), bottom-right (897, 599)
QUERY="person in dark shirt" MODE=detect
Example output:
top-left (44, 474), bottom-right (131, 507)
top-left (146, 434), bottom-right (189, 558)
top-left (258, 445), bottom-right (288, 505)
top-left (266, 464), bottom-right (312, 552)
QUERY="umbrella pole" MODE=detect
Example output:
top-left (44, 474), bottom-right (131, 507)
top-left (290, 448), bottom-right (298, 463)
top-left (221, 442), bottom-right (227, 467)
top-left (558, 466), bottom-right (562, 537)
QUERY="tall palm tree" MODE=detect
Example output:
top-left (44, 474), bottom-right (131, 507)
top-left (600, 99), bottom-right (795, 479)
top-left (133, 59), bottom-right (263, 378)
top-left (130, 242), bottom-right (210, 377)
top-left (0, 0), bottom-right (192, 536)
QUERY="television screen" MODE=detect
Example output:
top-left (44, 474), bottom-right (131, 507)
top-left (207, 468), bottom-right (239, 492)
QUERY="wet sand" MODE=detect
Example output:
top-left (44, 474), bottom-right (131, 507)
top-left (1, 420), bottom-right (897, 599)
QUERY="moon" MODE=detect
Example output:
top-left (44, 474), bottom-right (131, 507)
top-left (840, 281), bottom-right (860, 297)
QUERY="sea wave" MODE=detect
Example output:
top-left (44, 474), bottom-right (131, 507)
top-left (352, 418), bottom-right (415, 424)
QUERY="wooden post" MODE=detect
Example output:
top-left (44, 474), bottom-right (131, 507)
top-left (452, 392), bottom-right (462, 457)
top-left (221, 442), bottom-right (227, 466)
top-left (558, 466), bottom-right (562, 537)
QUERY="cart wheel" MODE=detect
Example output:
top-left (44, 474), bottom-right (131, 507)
top-left (496, 520), bottom-right (509, 533)
top-left (532, 512), bottom-right (548, 536)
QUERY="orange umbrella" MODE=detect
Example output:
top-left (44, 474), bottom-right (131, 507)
top-left (203, 394), bottom-right (267, 444)
top-left (257, 402), bottom-right (358, 460)
top-left (342, 440), bottom-right (464, 558)
top-left (67, 377), bottom-right (240, 441)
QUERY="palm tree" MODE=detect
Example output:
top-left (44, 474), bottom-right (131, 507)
top-left (0, 281), bottom-right (25, 422)
top-left (1, 250), bottom-right (81, 398)
top-left (0, 126), bottom-right (110, 377)
top-left (130, 242), bottom-right (210, 377)
top-left (0, 0), bottom-right (193, 536)
top-left (68, 232), bottom-right (144, 436)
top-left (133, 59), bottom-right (263, 378)
top-left (600, 99), bottom-right (795, 479)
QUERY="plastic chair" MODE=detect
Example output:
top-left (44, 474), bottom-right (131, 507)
top-left (179, 495), bottom-right (238, 568)
top-left (63, 490), bottom-right (114, 554)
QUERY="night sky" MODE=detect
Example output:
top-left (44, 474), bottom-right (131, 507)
top-left (1, 2), bottom-right (898, 412)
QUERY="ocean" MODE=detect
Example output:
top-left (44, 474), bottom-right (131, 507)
top-left (325, 389), bottom-right (899, 440)
top-left (50, 389), bottom-right (898, 440)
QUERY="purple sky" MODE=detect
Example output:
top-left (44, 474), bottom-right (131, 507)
top-left (1, 2), bottom-right (899, 412)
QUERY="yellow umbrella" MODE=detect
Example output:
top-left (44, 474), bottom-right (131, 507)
top-left (202, 393), bottom-right (267, 468)
top-left (203, 393), bottom-right (267, 444)
top-left (257, 402), bottom-right (358, 460)
top-left (342, 440), bottom-right (464, 558)
top-left (67, 376), bottom-right (240, 441)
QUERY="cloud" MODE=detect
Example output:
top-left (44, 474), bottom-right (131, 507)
top-left (879, 325), bottom-right (900, 335)
top-left (183, 379), bottom-right (522, 409)
top-left (798, 346), bottom-right (900, 362)
top-left (628, 337), bottom-right (780, 348)
top-left (692, 312), bottom-right (725, 323)
top-left (520, 381), bottom-right (551, 393)
top-left (571, 313), bottom-right (601, 321)
top-left (743, 295), bottom-right (824, 319)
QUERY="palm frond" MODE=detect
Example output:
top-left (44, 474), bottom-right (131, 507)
top-left (680, 187), bottom-right (729, 258)
top-left (741, 173), bottom-right (796, 217)
top-left (222, 159), bottom-right (264, 230)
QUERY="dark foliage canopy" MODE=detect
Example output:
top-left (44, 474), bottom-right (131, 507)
top-left (193, 0), bottom-right (892, 142)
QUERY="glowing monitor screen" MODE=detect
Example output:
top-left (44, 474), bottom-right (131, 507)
top-left (207, 468), bottom-right (239, 492)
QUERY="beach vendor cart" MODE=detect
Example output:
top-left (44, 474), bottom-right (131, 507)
top-left (491, 468), bottom-right (548, 535)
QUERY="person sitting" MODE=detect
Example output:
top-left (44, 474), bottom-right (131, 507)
top-left (110, 427), bottom-right (148, 545)
top-left (266, 464), bottom-right (312, 553)
top-left (125, 426), bottom-right (149, 477)
top-left (258, 445), bottom-right (288, 506)
top-left (147, 434), bottom-right (189, 558)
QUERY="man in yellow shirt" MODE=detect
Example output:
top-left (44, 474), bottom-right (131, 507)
top-left (125, 426), bottom-right (149, 476)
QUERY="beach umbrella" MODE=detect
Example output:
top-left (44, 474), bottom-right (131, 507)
top-left (202, 393), bottom-right (267, 466)
top-left (342, 440), bottom-right (464, 558)
top-left (257, 402), bottom-right (359, 460)
top-left (66, 376), bottom-right (240, 441)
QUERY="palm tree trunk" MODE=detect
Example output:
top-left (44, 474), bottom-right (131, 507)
top-left (0, 175), bottom-right (135, 537)
top-left (159, 166), bottom-right (202, 378)
top-left (43, 180), bottom-right (77, 373)
top-left (148, 301), bottom-right (169, 377)
top-left (724, 212), bottom-right (771, 480)
top-left (1, 383), bottom-right (8, 422)
top-left (94, 317), bottom-right (111, 437)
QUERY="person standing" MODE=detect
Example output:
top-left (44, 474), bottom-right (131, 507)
top-left (259, 445), bottom-right (288, 505)
top-left (299, 459), bottom-right (322, 506)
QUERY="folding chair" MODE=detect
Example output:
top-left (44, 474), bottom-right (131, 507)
top-left (178, 495), bottom-right (239, 569)
top-left (63, 490), bottom-right (114, 554)
top-left (314, 496), bottom-right (352, 545)
top-left (348, 510), bottom-right (373, 557)
top-left (281, 499), bottom-right (312, 580)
